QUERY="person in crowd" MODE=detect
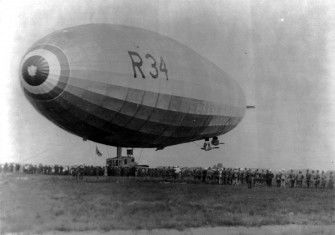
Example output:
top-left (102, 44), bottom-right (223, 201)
top-left (296, 171), bottom-right (304, 188)
top-left (241, 168), bottom-right (247, 185)
top-left (201, 168), bottom-right (207, 183)
top-left (280, 170), bottom-right (286, 188)
top-left (246, 169), bottom-right (253, 189)
top-left (218, 168), bottom-right (223, 185)
top-left (314, 170), bottom-right (320, 188)
top-left (237, 168), bottom-right (243, 185)
top-left (275, 172), bottom-right (281, 187)
top-left (306, 169), bottom-right (311, 188)
top-left (265, 170), bottom-right (274, 187)
top-left (254, 169), bottom-right (259, 186)
top-left (288, 169), bottom-right (295, 188)
top-left (232, 169), bottom-right (238, 186)
top-left (174, 166), bottom-right (181, 180)
top-left (328, 172), bottom-right (334, 189)
top-left (320, 171), bottom-right (326, 189)
top-left (310, 170), bottom-right (316, 187)
top-left (222, 168), bottom-right (227, 185)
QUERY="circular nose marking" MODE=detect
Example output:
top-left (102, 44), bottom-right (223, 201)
top-left (21, 44), bottom-right (69, 101)
top-left (22, 55), bottom-right (49, 86)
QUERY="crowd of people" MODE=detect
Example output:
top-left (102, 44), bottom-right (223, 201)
top-left (0, 162), bottom-right (334, 189)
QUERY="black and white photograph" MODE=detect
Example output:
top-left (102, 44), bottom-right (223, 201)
top-left (0, 0), bottom-right (334, 234)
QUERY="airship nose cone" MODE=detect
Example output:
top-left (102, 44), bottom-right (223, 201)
top-left (21, 55), bottom-right (49, 86)
top-left (20, 45), bottom-right (70, 101)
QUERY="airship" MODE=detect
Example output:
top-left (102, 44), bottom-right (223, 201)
top-left (19, 24), bottom-right (246, 151)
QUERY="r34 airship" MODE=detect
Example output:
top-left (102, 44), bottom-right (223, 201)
top-left (20, 24), bottom-right (246, 151)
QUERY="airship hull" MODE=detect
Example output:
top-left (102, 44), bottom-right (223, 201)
top-left (21, 24), bottom-right (246, 148)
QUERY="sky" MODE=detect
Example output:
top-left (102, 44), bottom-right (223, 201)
top-left (0, 0), bottom-right (334, 170)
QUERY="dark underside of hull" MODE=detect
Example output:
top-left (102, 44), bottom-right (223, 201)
top-left (25, 90), bottom-right (241, 148)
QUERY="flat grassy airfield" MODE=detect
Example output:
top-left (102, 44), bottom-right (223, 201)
top-left (0, 175), bottom-right (334, 233)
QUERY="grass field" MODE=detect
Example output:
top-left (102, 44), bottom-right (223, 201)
top-left (0, 174), bottom-right (334, 233)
